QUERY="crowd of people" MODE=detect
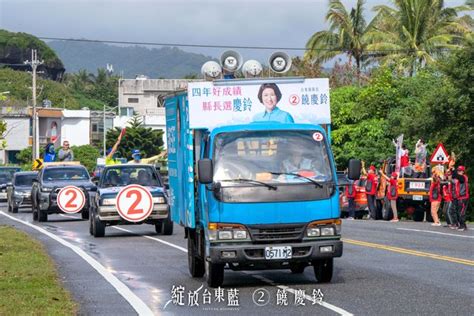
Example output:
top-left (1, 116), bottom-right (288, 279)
top-left (345, 138), bottom-right (469, 232)
top-left (43, 139), bottom-right (75, 163)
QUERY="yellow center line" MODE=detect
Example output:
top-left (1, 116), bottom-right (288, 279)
top-left (343, 238), bottom-right (474, 266)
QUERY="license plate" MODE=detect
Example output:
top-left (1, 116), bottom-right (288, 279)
top-left (413, 195), bottom-right (423, 201)
top-left (409, 182), bottom-right (425, 189)
top-left (264, 246), bottom-right (292, 260)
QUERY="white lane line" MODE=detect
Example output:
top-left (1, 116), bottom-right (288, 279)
top-left (112, 226), bottom-right (188, 252)
top-left (396, 228), bottom-right (474, 239)
top-left (59, 214), bottom-right (79, 219)
top-left (0, 211), bottom-right (155, 316)
top-left (113, 226), bottom-right (353, 316)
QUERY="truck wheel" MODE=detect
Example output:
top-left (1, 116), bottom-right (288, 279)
top-left (12, 206), bottom-right (18, 214)
top-left (413, 208), bottom-right (425, 222)
top-left (89, 214), bottom-right (93, 236)
top-left (187, 233), bottom-right (204, 277)
top-left (38, 208), bottom-right (48, 222)
top-left (81, 208), bottom-right (89, 220)
top-left (92, 213), bottom-right (105, 237)
top-left (7, 203), bottom-right (12, 213)
top-left (313, 258), bottom-right (333, 283)
top-left (382, 199), bottom-right (391, 221)
top-left (290, 263), bottom-right (306, 274)
top-left (206, 261), bottom-right (224, 288)
top-left (162, 217), bottom-right (174, 235)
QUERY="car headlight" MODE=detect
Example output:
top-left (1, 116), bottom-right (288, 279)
top-left (321, 227), bottom-right (335, 236)
top-left (152, 196), bottom-right (166, 204)
top-left (41, 187), bottom-right (52, 192)
top-left (306, 227), bottom-right (321, 237)
top-left (101, 198), bottom-right (116, 206)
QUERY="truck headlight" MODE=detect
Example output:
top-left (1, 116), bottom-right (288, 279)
top-left (41, 187), bottom-right (52, 192)
top-left (152, 196), bottom-right (165, 204)
top-left (218, 231), bottom-right (233, 240)
top-left (233, 230), bottom-right (247, 239)
top-left (306, 227), bottom-right (321, 237)
top-left (101, 198), bottom-right (116, 206)
top-left (208, 223), bottom-right (250, 241)
top-left (321, 227), bottom-right (335, 236)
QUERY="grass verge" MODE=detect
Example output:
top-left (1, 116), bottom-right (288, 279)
top-left (0, 225), bottom-right (77, 315)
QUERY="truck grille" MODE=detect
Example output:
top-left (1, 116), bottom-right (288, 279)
top-left (247, 224), bottom-right (305, 244)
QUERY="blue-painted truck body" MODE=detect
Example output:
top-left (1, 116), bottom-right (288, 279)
top-left (165, 78), bottom-right (344, 287)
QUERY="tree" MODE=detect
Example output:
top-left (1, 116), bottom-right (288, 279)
top-left (367, 0), bottom-right (473, 75)
top-left (105, 116), bottom-right (164, 161)
top-left (305, 0), bottom-right (374, 75)
top-left (289, 57), bottom-right (323, 78)
top-left (70, 144), bottom-right (101, 172)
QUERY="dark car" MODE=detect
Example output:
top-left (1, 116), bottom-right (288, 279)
top-left (90, 164), bottom-right (172, 237)
top-left (0, 166), bottom-right (21, 201)
top-left (31, 164), bottom-right (96, 222)
top-left (7, 171), bottom-right (38, 213)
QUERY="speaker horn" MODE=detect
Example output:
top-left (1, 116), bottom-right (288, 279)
top-left (201, 61), bottom-right (222, 80)
top-left (242, 60), bottom-right (263, 78)
top-left (220, 50), bottom-right (243, 73)
top-left (268, 51), bottom-right (292, 73)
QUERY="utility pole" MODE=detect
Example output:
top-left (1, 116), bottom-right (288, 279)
top-left (24, 49), bottom-right (43, 161)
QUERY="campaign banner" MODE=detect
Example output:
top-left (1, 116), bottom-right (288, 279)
top-left (187, 78), bottom-right (330, 129)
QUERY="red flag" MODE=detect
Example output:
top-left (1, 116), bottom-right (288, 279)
top-left (119, 127), bottom-right (126, 138)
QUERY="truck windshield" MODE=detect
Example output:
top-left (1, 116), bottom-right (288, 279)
top-left (213, 130), bottom-right (333, 185)
top-left (15, 174), bottom-right (37, 186)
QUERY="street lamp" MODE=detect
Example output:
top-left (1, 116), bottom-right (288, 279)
top-left (103, 104), bottom-right (119, 158)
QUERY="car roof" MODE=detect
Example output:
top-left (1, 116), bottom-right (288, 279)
top-left (43, 165), bottom-right (87, 170)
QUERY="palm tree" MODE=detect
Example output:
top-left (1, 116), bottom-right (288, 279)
top-left (305, 0), bottom-right (373, 75)
top-left (366, 0), bottom-right (473, 76)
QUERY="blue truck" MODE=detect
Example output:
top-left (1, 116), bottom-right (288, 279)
top-left (165, 78), bottom-right (360, 287)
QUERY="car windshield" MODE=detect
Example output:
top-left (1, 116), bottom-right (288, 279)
top-left (0, 168), bottom-right (20, 184)
top-left (102, 166), bottom-right (160, 187)
top-left (213, 130), bottom-right (333, 184)
top-left (15, 174), bottom-right (37, 186)
top-left (43, 168), bottom-right (90, 181)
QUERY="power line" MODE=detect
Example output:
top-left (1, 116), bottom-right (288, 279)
top-left (37, 36), bottom-right (460, 53)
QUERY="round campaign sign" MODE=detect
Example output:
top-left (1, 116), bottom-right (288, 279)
top-left (289, 94), bottom-right (300, 105)
top-left (57, 186), bottom-right (86, 214)
top-left (313, 132), bottom-right (324, 142)
top-left (116, 184), bottom-right (153, 222)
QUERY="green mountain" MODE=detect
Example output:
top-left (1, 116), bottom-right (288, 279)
top-left (47, 41), bottom-right (215, 78)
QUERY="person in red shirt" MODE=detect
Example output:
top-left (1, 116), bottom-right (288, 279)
top-left (429, 174), bottom-right (442, 226)
top-left (400, 145), bottom-right (410, 178)
top-left (381, 171), bottom-right (399, 222)
top-left (365, 165), bottom-right (378, 220)
top-left (345, 180), bottom-right (357, 219)
top-left (452, 165), bottom-right (469, 231)
top-left (442, 172), bottom-right (454, 226)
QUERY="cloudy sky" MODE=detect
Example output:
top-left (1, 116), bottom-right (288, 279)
top-left (0, 0), bottom-right (470, 62)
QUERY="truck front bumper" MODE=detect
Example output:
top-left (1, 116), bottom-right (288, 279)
top-left (209, 239), bottom-right (342, 265)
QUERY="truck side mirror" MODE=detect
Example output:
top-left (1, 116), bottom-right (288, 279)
top-left (348, 159), bottom-right (361, 180)
top-left (198, 159), bottom-right (213, 184)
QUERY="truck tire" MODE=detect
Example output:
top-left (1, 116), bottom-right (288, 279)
top-left (382, 198), bottom-right (392, 220)
top-left (313, 258), bottom-right (333, 283)
top-left (413, 208), bottom-right (425, 222)
top-left (92, 213), bottom-right (105, 237)
top-left (187, 233), bottom-right (204, 278)
top-left (89, 214), bottom-right (93, 236)
top-left (7, 203), bottom-right (12, 213)
top-left (206, 261), bottom-right (224, 288)
top-left (38, 208), bottom-right (48, 222)
top-left (290, 263), bottom-right (306, 274)
top-left (12, 206), bottom-right (18, 214)
top-left (162, 217), bottom-right (174, 235)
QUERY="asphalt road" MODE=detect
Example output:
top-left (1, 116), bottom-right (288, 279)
top-left (1, 202), bottom-right (473, 316)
